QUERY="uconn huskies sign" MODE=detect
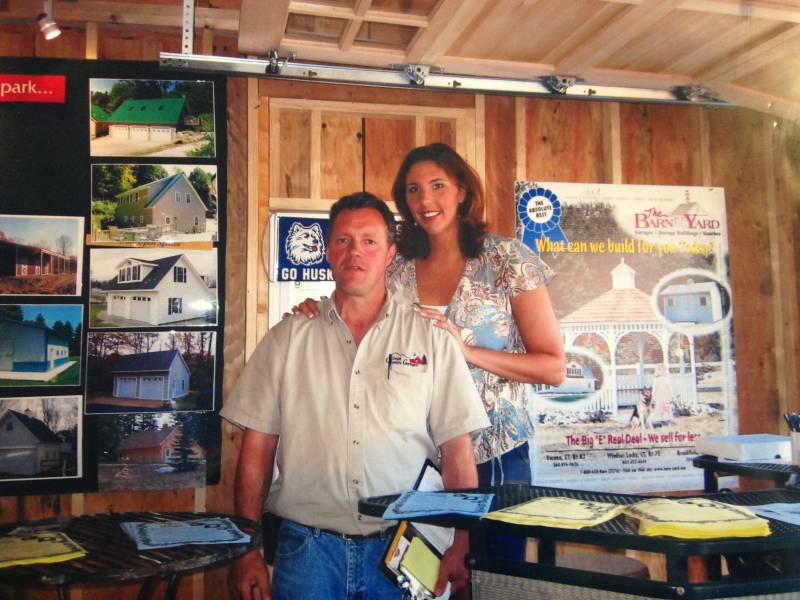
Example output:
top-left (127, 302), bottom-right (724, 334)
top-left (276, 215), bottom-right (334, 282)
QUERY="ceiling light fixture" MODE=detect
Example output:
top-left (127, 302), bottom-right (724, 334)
top-left (37, 0), bottom-right (61, 41)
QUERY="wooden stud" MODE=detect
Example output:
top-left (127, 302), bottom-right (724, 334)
top-left (515, 96), bottom-right (526, 182)
top-left (202, 27), bottom-right (213, 55)
top-left (246, 76), bottom-right (260, 360)
top-left (85, 21), bottom-right (98, 59)
top-left (310, 109), bottom-right (322, 200)
top-left (257, 96), bottom-right (271, 342)
top-left (602, 102), bottom-right (622, 184)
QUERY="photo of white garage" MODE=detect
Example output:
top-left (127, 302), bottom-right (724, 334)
top-left (85, 330), bottom-right (216, 415)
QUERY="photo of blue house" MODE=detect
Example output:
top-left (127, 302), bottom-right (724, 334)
top-left (0, 305), bottom-right (82, 385)
top-left (660, 278), bottom-right (725, 324)
top-left (0, 317), bottom-right (69, 372)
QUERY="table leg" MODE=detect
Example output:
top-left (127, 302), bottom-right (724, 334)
top-left (666, 554), bottom-right (689, 584)
top-left (704, 467), bottom-right (719, 493)
top-left (165, 573), bottom-right (181, 600)
top-left (137, 577), bottom-right (159, 600)
top-left (538, 538), bottom-right (556, 565)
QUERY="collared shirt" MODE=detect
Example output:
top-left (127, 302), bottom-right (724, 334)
top-left (388, 233), bottom-right (554, 464)
top-left (221, 290), bottom-right (488, 535)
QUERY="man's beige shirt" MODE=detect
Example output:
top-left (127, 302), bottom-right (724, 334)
top-left (220, 291), bottom-right (489, 535)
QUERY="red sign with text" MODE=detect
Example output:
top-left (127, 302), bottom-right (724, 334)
top-left (0, 74), bottom-right (66, 103)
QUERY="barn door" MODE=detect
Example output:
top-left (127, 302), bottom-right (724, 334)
top-left (268, 98), bottom-right (475, 210)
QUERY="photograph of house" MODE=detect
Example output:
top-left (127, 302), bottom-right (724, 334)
top-left (89, 78), bottom-right (215, 157)
top-left (112, 349), bottom-right (191, 404)
top-left (117, 425), bottom-right (204, 465)
top-left (0, 215), bottom-right (83, 296)
top-left (91, 164), bottom-right (217, 244)
top-left (0, 304), bottom-right (82, 386)
top-left (96, 412), bottom-right (209, 491)
top-left (89, 248), bottom-right (217, 328)
top-left (86, 330), bottom-right (216, 414)
top-left (0, 395), bottom-right (81, 482)
top-left (658, 275), bottom-right (729, 325)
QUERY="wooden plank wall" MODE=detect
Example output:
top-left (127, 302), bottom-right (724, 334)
top-left (1, 22), bottom-right (799, 599)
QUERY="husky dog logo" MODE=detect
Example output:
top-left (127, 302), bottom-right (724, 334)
top-left (285, 222), bottom-right (325, 265)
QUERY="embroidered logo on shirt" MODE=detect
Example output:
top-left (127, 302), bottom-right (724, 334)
top-left (386, 353), bottom-right (428, 380)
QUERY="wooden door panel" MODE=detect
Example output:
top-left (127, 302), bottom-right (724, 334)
top-left (364, 116), bottom-right (416, 202)
top-left (425, 118), bottom-right (456, 147)
top-left (275, 109), bottom-right (312, 199)
top-left (524, 98), bottom-right (607, 183)
top-left (321, 113), bottom-right (363, 200)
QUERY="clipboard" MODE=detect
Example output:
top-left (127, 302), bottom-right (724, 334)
top-left (382, 460), bottom-right (452, 600)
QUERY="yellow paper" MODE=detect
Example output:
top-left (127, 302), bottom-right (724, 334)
top-left (483, 496), bottom-right (626, 529)
top-left (401, 536), bottom-right (440, 594)
top-left (0, 532), bottom-right (86, 568)
top-left (624, 497), bottom-right (771, 539)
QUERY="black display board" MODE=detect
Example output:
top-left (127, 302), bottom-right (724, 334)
top-left (0, 58), bottom-right (226, 496)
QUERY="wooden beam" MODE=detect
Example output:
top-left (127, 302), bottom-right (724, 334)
top-left (0, 1), bottom-right (240, 32)
top-left (339, 0), bottom-right (372, 51)
top-left (663, 20), bottom-right (777, 75)
top-left (555, 0), bottom-right (685, 75)
top-left (541, 3), bottom-right (623, 65)
top-left (238, 0), bottom-right (290, 55)
top-left (715, 82), bottom-right (800, 120)
top-left (602, 0), bottom-right (800, 23)
top-left (696, 24), bottom-right (800, 84)
top-left (406, 0), bottom-right (494, 64)
top-left (282, 35), bottom-right (405, 67)
top-left (288, 1), bottom-right (428, 27)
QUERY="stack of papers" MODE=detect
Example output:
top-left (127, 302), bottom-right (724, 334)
top-left (0, 532), bottom-right (86, 568)
top-left (624, 498), bottom-right (771, 539)
top-left (121, 517), bottom-right (251, 550)
top-left (694, 434), bottom-right (791, 461)
top-left (383, 490), bottom-right (494, 520)
top-left (483, 497), bottom-right (626, 529)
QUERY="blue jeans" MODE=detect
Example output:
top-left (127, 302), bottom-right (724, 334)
top-left (476, 442), bottom-right (532, 561)
top-left (272, 519), bottom-right (403, 600)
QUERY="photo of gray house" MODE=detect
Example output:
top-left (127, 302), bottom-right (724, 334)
top-left (0, 409), bottom-right (64, 476)
top-left (0, 395), bottom-right (81, 481)
top-left (112, 349), bottom-right (191, 404)
top-left (90, 164), bottom-right (217, 244)
top-left (112, 172), bottom-right (207, 235)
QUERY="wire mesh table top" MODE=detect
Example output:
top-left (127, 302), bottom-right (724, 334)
top-left (0, 511), bottom-right (261, 587)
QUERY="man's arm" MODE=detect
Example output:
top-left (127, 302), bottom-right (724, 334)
top-left (229, 428), bottom-right (279, 600)
top-left (435, 433), bottom-right (478, 596)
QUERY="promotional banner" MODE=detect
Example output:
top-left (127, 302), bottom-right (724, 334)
top-left (517, 182), bottom-right (736, 493)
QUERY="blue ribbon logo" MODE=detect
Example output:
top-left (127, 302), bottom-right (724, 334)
top-left (517, 186), bottom-right (568, 255)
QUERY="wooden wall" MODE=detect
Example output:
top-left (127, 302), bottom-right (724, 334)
top-left (1, 23), bottom-right (799, 599)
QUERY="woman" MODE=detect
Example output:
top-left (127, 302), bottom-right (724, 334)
top-left (294, 143), bottom-right (565, 487)
top-left (389, 143), bottom-right (565, 487)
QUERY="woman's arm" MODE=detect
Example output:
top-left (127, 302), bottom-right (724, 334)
top-left (419, 285), bottom-right (566, 385)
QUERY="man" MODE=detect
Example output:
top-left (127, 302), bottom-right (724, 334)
top-left (221, 192), bottom-right (489, 600)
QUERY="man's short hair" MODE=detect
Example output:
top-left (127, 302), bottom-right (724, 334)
top-left (328, 192), bottom-right (396, 244)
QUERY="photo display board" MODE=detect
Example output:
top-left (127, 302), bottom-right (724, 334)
top-left (0, 58), bottom-right (226, 496)
top-left (517, 181), bottom-right (736, 493)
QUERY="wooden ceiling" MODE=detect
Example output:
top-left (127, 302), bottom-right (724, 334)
top-left (2, 0), bottom-right (800, 119)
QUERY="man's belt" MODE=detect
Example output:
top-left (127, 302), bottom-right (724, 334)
top-left (318, 527), bottom-right (393, 541)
